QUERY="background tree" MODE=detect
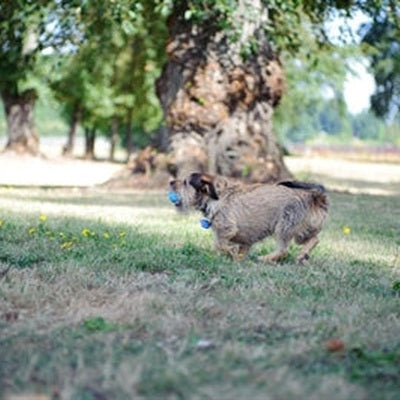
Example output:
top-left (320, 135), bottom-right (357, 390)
top-left (155, 0), bottom-right (400, 181)
top-left (274, 27), bottom-right (351, 144)
top-left (2, 0), bottom-right (399, 169)
top-left (0, 1), bottom-right (51, 154)
top-left (50, 0), bottom-right (167, 159)
top-left (360, 2), bottom-right (400, 122)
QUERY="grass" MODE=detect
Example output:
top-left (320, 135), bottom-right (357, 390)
top-left (0, 178), bottom-right (399, 400)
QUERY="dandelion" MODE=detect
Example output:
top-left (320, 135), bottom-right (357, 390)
top-left (60, 241), bottom-right (73, 250)
top-left (342, 225), bottom-right (351, 235)
top-left (39, 215), bottom-right (47, 222)
top-left (28, 227), bottom-right (35, 235)
top-left (118, 231), bottom-right (126, 238)
top-left (103, 232), bottom-right (110, 239)
top-left (0, 220), bottom-right (3, 228)
top-left (82, 228), bottom-right (91, 237)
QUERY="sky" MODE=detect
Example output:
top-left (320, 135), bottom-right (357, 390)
top-left (344, 60), bottom-right (376, 114)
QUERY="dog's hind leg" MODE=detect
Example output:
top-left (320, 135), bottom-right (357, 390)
top-left (296, 235), bottom-right (319, 264)
top-left (259, 237), bottom-right (290, 264)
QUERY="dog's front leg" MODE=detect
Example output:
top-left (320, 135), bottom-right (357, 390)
top-left (213, 223), bottom-right (244, 261)
top-left (215, 236), bottom-right (241, 261)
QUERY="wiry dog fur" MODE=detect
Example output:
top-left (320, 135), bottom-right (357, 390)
top-left (170, 173), bottom-right (329, 263)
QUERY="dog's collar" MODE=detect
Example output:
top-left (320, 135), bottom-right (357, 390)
top-left (199, 202), bottom-right (213, 218)
top-left (198, 202), bottom-right (213, 229)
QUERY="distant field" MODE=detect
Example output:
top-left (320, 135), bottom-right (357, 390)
top-left (0, 159), bottom-right (399, 400)
top-left (290, 144), bottom-right (400, 164)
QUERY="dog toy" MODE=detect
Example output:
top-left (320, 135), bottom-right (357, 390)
top-left (168, 190), bottom-right (180, 204)
top-left (200, 218), bottom-right (212, 229)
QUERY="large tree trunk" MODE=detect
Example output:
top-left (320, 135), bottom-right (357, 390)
top-left (62, 106), bottom-right (81, 157)
top-left (156, 0), bottom-right (291, 182)
top-left (1, 89), bottom-right (39, 155)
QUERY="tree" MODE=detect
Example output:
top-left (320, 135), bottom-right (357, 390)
top-left (154, 0), bottom-right (396, 181)
top-left (0, 1), bottom-right (82, 154)
top-left (156, 0), bottom-right (291, 182)
top-left (0, 2), bottom-right (48, 153)
top-left (50, 0), bottom-right (167, 159)
top-left (274, 30), bottom-right (351, 144)
top-left (360, 2), bottom-right (400, 122)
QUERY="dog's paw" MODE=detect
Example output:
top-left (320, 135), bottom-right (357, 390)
top-left (258, 251), bottom-right (288, 264)
top-left (258, 254), bottom-right (278, 264)
top-left (295, 253), bottom-right (310, 265)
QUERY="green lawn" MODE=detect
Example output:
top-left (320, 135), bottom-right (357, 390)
top-left (0, 180), bottom-right (399, 399)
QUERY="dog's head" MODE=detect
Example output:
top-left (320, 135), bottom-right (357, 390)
top-left (169, 173), bottom-right (219, 212)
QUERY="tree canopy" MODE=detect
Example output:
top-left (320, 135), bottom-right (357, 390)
top-left (0, 0), bottom-right (399, 155)
top-left (360, 3), bottom-right (400, 121)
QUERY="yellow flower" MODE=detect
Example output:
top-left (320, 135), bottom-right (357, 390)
top-left (82, 228), bottom-right (91, 237)
top-left (118, 231), bottom-right (126, 238)
top-left (103, 232), bottom-right (110, 239)
top-left (60, 241), bottom-right (73, 250)
top-left (342, 226), bottom-right (351, 235)
top-left (28, 227), bottom-right (36, 235)
top-left (39, 215), bottom-right (47, 222)
top-left (0, 220), bottom-right (3, 228)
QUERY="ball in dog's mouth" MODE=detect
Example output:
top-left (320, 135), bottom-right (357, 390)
top-left (168, 190), bottom-right (181, 207)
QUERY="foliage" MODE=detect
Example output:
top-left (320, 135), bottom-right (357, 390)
top-left (274, 27), bottom-right (351, 143)
top-left (0, 1), bottom-right (79, 96)
top-left (49, 0), bottom-right (168, 141)
top-left (275, 93), bottom-right (396, 145)
top-left (1, 0), bottom-right (399, 149)
top-left (360, 2), bottom-right (400, 121)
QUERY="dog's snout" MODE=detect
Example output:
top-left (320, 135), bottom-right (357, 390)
top-left (170, 180), bottom-right (176, 187)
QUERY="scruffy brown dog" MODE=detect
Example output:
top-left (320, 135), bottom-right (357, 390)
top-left (169, 173), bottom-right (328, 263)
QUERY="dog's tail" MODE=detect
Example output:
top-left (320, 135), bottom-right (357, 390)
top-left (278, 181), bottom-right (329, 211)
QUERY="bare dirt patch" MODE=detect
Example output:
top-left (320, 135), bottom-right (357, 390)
top-left (0, 152), bottom-right (124, 187)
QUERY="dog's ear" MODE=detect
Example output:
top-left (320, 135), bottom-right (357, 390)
top-left (189, 173), bottom-right (219, 200)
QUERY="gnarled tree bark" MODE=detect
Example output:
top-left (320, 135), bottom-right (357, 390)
top-left (156, 0), bottom-right (291, 182)
top-left (1, 89), bottom-right (39, 155)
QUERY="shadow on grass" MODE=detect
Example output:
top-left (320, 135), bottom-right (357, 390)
top-left (0, 210), bottom-right (229, 278)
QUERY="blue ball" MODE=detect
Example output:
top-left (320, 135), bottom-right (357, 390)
top-left (200, 218), bottom-right (212, 229)
top-left (168, 190), bottom-right (180, 204)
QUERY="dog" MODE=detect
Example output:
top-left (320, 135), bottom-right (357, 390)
top-left (169, 173), bottom-right (328, 263)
